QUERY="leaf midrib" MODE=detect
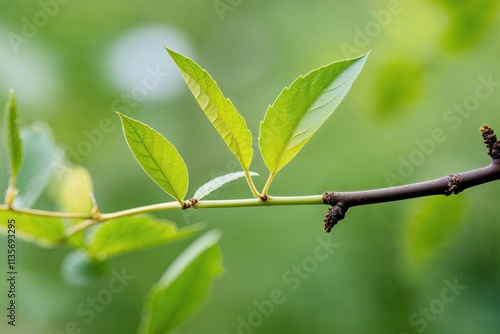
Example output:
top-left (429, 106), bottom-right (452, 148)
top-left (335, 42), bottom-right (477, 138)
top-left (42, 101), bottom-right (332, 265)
top-left (269, 65), bottom-right (356, 174)
top-left (126, 118), bottom-right (180, 199)
top-left (180, 66), bottom-right (249, 170)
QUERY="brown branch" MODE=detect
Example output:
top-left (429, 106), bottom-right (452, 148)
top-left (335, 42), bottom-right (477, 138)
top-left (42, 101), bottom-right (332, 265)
top-left (321, 124), bottom-right (500, 232)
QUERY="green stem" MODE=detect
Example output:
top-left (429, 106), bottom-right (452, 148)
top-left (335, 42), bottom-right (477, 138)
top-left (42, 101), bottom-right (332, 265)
top-left (5, 177), bottom-right (18, 208)
top-left (261, 172), bottom-right (275, 197)
top-left (245, 170), bottom-right (261, 198)
top-left (64, 219), bottom-right (96, 239)
top-left (0, 204), bottom-right (91, 219)
top-left (194, 195), bottom-right (323, 208)
top-left (0, 194), bottom-right (324, 224)
top-left (99, 201), bottom-right (182, 220)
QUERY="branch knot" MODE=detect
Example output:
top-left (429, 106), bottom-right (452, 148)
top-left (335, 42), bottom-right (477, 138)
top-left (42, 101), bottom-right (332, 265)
top-left (323, 202), bottom-right (348, 233)
top-left (444, 174), bottom-right (462, 196)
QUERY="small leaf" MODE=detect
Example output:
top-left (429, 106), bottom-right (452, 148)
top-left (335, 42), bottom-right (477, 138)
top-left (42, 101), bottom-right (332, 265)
top-left (88, 216), bottom-right (204, 260)
top-left (52, 165), bottom-right (94, 213)
top-left (118, 112), bottom-right (188, 204)
top-left (166, 48), bottom-right (254, 172)
top-left (138, 230), bottom-right (223, 334)
top-left (47, 164), bottom-right (95, 249)
top-left (193, 171), bottom-right (259, 200)
top-left (14, 122), bottom-right (65, 208)
top-left (259, 54), bottom-right (368, 178)
top-left (402, 195), bottom-right (467, 276)
top-left (2, 90), bottom-right (23, 188)
top-left (0, 211), bottom-right (65, 247)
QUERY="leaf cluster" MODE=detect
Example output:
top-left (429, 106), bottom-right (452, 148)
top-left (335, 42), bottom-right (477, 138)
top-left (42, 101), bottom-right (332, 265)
top-left (0, 48), bottom-right (367, 333)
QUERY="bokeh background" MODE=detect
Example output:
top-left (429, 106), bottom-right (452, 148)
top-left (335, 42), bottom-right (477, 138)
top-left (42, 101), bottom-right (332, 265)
top-left (1, 0), bottom-right (500, 333)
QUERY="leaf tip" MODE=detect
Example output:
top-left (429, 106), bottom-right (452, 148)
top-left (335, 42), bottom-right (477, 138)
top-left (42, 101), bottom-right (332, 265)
top-left (115, 111), bottom-right (129, 124)
top-left (165, 47), bottom-right (180, 60)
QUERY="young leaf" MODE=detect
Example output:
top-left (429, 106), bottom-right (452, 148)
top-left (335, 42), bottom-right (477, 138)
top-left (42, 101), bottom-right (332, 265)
top-left (13, 122), bottom-right (65, 208)
top-left (3, 90), bottom-right (23, 187)
top-left (166, 48), bottom-right (254, 172)
top-left (259, 54), bottom-right (368, 184)
top-left (118, 112), bottom-right (188, 204)
top-left (88, 216), bottom-right (204, 260)
top-left (138, 230), bottom-right (223, 334)
top-left (193, 171), bottom-right (259, 200)
top-left (0, 211), bottom-right (65, 247)
top-left (52, 165), bottom-right (94, 213)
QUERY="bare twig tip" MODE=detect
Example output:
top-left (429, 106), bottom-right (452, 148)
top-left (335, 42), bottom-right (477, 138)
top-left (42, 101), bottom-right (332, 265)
top-left (480, 124), bottom-right (500, 160)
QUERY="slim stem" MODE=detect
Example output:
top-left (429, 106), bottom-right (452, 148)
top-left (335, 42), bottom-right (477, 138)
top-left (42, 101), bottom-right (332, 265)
top-left (64, 219), bottom-right (96, 238)
top-left (261, 172), bottom-right (275, 197)
top-left (0, 195), bottom-right (323, 222)
top-left (99, 201), bottom-right (182, 220)
top-left (244, 170), bottom-right (261, 198)
top-left (0, 205), bottom-right (91, 219)
top-left (194, 195), bottom-right (323, 209)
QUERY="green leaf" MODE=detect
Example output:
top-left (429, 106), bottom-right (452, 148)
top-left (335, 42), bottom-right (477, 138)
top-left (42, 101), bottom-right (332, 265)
top-left (403, 195), bottom-right (467, 276)
top-left (0, 211), bottom-right (65, 247)
top-left (193, 171), bottom-right (259, 200)
top-left (259, 54), bottom-right (368, 178)
top-left (138, 230), bottom-right (223, 334)
top-left (166, 48), bottom-right (253, 172)
top-left (2, 90), bottom-right (23, 186)
top-left (88, 216), bottom-right (204, 260)
top-left (51, 165), bottom-right (94, 213)
top-left (15, 122), bottom-right (65, 208)
top-left (118, 112), bottom-right (188, 204)
top-left (47, 164), bottom-right (95, 248)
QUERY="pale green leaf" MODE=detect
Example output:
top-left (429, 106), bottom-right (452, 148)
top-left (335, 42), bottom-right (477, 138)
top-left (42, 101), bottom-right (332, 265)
top-left (2, 89), bottom-right (23, 183)
top-left (166, 48), bottom-right (253, 171)
top-left (403, 195), bottom-right (467, 276)
top-left (0, 211), bottom-right (65, 247)
top-left (14, 122), bottom-right (65, 208)
top-left (88, 215), bottom-right (204, 260)
top-left (138, 230), bottom-right (223, 334)
top-left (259, 54), bottom-right (368, 177)
top-left (193, 171), bottom-right (258, 200)
top-left (46, 163), bottom-right (94, 248)
top-left (118, 112), bottom-right (188, 203)
top-left (53, 165), bottom-right (94, 213)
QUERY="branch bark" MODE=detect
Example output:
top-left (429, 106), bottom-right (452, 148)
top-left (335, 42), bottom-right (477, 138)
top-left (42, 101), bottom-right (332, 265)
top-left (322, 124), bottom-right (500, 232)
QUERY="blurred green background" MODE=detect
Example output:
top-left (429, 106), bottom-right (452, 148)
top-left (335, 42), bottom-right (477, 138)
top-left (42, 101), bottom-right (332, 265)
top-left (1, 0), bottom-right (500, 333)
